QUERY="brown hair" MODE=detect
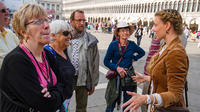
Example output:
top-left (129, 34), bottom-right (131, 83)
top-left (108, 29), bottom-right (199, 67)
top-left (155, 9), bottom-right (183, 35)
top-left (70, 10), bottom-right (84, 20)
top-left (12, 3), bottom-right (47, 42)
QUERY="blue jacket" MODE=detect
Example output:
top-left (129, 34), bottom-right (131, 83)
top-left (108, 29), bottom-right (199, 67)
top-left (104, 40), bottom-right (145, 70)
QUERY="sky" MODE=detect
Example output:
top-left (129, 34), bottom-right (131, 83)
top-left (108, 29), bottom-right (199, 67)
top-left (3, 0), bottom-right (36, 11)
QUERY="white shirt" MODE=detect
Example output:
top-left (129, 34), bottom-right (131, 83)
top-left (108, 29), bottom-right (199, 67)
top-left (0, 28), bottom-right (19, 68)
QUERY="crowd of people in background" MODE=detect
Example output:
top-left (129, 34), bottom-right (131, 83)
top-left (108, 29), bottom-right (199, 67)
top-left (86, 20), bottom-right (200, 48)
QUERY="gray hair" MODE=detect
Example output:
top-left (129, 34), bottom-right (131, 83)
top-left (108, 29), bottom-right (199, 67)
top-left (49, 20), bottom-right (72, 41)
top-left (50, 20), bottom-right (72, 34)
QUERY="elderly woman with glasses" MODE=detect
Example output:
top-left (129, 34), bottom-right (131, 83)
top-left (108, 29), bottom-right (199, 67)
top-left (0, 4), bottom-right (68, 112)
top-left (44, 20), bottom-right (75, 111)
top-left (122, 9), bottom-right (189, 112)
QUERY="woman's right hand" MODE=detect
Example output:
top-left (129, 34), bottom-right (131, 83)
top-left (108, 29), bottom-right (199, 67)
top-left (41, 84), bottom-right (51, 98)
top-left (131, 72), bottom-right (150, 85)
top-left (117, 67), bottom-right (127, 78)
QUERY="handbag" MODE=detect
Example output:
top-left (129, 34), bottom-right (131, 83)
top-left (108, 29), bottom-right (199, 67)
top-left (106, 70), bottom-right (117, 79)
top-left (106, 56), bottom-right (123, 80)
top-left (106, 40), bottom-right (128, 80)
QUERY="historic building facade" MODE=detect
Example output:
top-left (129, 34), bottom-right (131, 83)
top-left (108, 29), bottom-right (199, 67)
top-left (38, 0), bottom-right (63, 20)
top-left (63, 0), bottom-right (200, 31)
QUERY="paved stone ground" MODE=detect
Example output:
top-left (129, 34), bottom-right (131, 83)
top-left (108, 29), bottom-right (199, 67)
top-left (69, 30), bottom-right (200, 112)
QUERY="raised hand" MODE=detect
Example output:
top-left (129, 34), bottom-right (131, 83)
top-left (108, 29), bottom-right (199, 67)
top-left (122, 91), bottom-right (147, 112)
top-left (131, 71), bottom-right (150, 85)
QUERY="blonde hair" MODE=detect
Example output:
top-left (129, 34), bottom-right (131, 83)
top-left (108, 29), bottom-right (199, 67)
top-left (12, 3), bottom-right (47, 42)
top-left (155, 9), bottom-right (183, 35)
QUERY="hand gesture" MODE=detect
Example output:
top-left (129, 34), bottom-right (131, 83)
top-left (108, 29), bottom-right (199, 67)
top-left (117, 67), bottom-right (127, 78)
top-left (131, 71), bottom-right (150, 85)
top-left (122, 91), bottom-right (146, 112)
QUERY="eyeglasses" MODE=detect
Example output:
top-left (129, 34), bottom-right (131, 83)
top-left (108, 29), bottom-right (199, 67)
top-left (62, 31), bottom-right (71, 37)
top-left (0, 8), bottom-right (9, 13)
top-left (74, 19), bottom-right (86, 22)
top-left (25, 18), bottom-right (50, 26)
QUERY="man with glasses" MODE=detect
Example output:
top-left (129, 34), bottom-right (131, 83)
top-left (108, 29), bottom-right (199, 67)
top-left (67, 10), bottom-right (99, 112)
top-left (0, 1), bottom-right (19, 68)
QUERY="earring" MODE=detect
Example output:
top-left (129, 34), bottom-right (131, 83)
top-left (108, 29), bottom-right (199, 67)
top-left (166, 31), bottom-right (169, 34)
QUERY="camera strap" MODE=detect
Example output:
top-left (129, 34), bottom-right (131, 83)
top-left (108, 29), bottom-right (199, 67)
top-left (117, 40), bottom-right (129, 58)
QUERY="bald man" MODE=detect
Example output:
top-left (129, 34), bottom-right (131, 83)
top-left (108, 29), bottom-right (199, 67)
top-left (0, 1), bottom-right (19, 68)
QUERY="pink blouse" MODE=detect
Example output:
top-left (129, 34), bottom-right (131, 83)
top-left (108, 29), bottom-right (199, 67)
top-left (19, 44), bottom-right (57, 88)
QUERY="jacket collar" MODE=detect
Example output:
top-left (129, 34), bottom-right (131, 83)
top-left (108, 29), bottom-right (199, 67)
top-left (152, 37), bottom-right (181, 68)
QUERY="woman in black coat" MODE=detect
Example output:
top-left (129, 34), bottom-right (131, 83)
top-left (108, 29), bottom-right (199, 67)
top-left (0, 4), bottom-right (67, 112)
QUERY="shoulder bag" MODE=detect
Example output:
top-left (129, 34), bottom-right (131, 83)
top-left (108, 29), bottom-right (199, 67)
top-left (106, 40), bottom-right (128, 80)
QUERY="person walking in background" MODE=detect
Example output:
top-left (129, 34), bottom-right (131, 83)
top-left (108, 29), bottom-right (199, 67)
top-left (0, 1), bottom-right (19, 68)
top-left (44, 20), bottom-right (75, 112)
top-left (122, 9), bottom-right (189, 112)
top-left (184, 26), bottom-right (190, 40)
top-left (0, 4), bottom-right (69, 112)
top-left (67, 10), bottom-right (99, 112)
top-left (135, 25), bottom-right (143, 46)
top-left (104, 22), bottom-right (145, 112)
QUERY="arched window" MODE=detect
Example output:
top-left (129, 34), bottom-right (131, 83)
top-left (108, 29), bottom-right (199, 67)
top-left (136, 4), bottom-right (138, 13)
top-left (165, 2), bottom-right (168, 9)
top-left (123, 5), bottom-right (126, 13)
top-left (192, 0), bottom-right (197, 12)
top-left (158, 2), bottom-right (160, 11)
top-left (121, 5), bottom-right (123, 13)
top-left (161, 2), bottom-right (164, 9)
top-left (146, 3), bottom-right (148, 13)
top-left (182, 0), bottom-right (186, 12)
top-left (174, 1), bottom-right (177, 9)
top-left (128, 5), bottom-right (131, 13)
top-left (154, 2), bottom-right (157, 12)
top-left (148, 3), bottom-right (150, 12)
top-left (151, 3), bottom-right (153, 12)
top-left (131, 4), bottom-right (133, 13)
top-left (124, 5), bottom-right (128, 13)
top-left (133, 4), bottom-right (135, 13)
top-left (125, 5), bottom-right (127, 13)
top-left (142, 4), bottom-right (144, 13)
top-left (177, 1), bottom-right (182, 12)
top-left (198, 0), bottom-right (200, 12)
top-left (187, 0), bottom-right (192, 12)
top-left (169, 1), bottom-right (172, 9)
top-left (139, 4), bottom-right (141, 13)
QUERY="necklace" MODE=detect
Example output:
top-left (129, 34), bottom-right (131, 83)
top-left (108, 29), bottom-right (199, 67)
top-left (23, 44), bottom-right (51, 84)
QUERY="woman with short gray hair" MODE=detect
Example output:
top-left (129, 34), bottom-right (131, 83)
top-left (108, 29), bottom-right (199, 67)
top-left (45, 20), bottom-right (75, 112)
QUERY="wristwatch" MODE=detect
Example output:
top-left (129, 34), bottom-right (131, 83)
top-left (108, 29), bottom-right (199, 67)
top-left (146, 95), bottom-right (151, 104)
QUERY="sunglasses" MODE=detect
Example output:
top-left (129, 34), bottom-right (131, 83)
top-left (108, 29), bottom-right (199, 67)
top-left (0, 8), bottom-right (9, 13)
top-left (63, 31), bottom-right (71, 37)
